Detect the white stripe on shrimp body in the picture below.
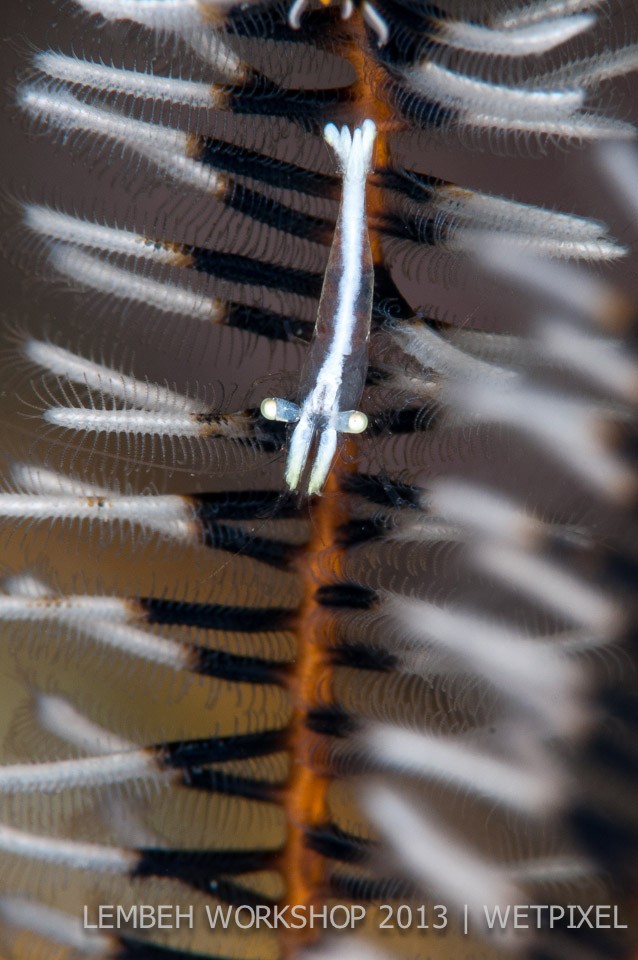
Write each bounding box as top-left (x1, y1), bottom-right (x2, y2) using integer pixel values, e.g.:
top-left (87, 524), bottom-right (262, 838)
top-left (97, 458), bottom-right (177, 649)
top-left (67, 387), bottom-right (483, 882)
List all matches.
top-left (261, 120), bottom-right (376, 496)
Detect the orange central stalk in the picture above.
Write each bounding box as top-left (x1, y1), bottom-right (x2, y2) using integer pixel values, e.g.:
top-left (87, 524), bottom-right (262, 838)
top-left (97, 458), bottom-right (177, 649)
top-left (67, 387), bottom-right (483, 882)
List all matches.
top-left (277, 18), bottom-right (393, 956)
top-left (279, 466), bottom-right (348, 958)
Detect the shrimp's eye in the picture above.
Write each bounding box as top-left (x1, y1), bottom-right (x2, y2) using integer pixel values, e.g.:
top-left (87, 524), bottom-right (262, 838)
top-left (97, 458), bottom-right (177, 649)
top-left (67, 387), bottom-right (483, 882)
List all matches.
top-left (338, 410), bottom-right (368, 434)
top-left (260, 398), bottom-right (301, 424)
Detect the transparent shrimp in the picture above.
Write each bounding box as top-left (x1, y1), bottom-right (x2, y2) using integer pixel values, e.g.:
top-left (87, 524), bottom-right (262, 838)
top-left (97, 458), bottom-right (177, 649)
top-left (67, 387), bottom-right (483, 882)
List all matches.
top-left (261, 120), bottom-right (376, 497)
